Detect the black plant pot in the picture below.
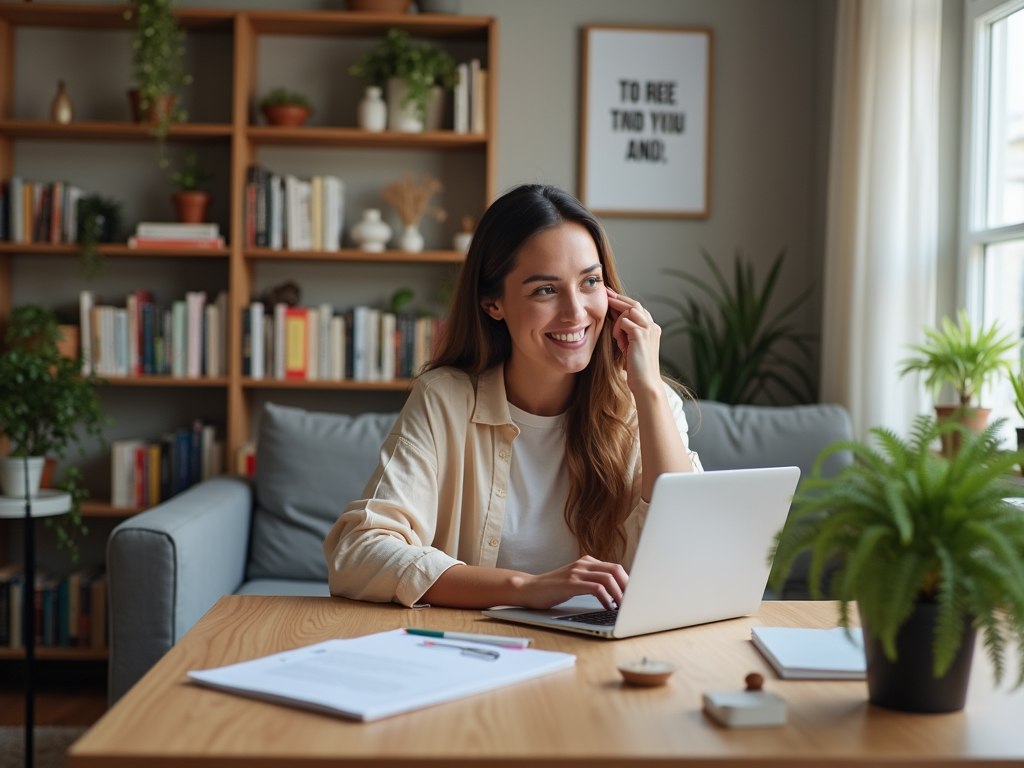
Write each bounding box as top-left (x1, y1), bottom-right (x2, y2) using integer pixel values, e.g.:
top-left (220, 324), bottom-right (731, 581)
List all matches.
top-left (1016, 427), bottom-right (1024, 453)
top-left (860, 602), bottom-right (976, 713)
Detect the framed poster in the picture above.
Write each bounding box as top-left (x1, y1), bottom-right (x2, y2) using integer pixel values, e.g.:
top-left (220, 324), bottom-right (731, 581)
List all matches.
top-left (580, 25), bottom-right (713, 218)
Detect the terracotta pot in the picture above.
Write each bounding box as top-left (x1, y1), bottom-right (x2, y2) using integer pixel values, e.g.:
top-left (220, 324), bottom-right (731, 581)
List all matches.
top-left (128, 89), bottom-right (176, 125)
top-left (934, 405), bottom-right (991, 457)
top-left (173, 191), bottom-right (211, 224)
top-left (346, 0), bottom-right (411, 12)
top-left (57, 325), bottom-right (79, 362)
top-left (40, 456), bottom-right (58, 489)
top-left (262, 105), bottom-right (311, 127)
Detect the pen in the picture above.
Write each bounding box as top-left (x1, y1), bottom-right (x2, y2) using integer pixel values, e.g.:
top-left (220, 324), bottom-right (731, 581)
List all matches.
top-left (405, 628), bottom-right (531, 648)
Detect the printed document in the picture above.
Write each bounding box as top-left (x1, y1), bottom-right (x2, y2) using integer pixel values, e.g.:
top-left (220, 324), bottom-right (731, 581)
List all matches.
top-left (188, 628), bottom-right (576, 721)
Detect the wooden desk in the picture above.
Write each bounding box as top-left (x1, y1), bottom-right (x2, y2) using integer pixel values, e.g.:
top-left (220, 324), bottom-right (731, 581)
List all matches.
top-left (69, 596), bottom-right (1024, 767)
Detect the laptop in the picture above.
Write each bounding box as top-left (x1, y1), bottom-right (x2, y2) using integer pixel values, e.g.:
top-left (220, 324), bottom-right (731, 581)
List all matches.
top-left (482, 466), bottom-right (801, 639)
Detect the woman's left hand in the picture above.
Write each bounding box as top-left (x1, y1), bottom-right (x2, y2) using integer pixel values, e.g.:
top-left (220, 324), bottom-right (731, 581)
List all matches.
top-left (606, 287), bottom-right (662, 395)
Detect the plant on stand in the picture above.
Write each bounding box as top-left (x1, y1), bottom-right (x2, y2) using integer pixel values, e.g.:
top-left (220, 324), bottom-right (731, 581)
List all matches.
top-left (126, 0), bottom-right (192, 166)
top-left (0, 306), bottom-right (108, 561)
top-left (770, 416), bottom-right (1024, 713)
top-left (898, 309), bottom-right (1016, 454)
top-left (382, 173), bottom-right (446, 253)
top-left (651, 249), bottom-right (816, 404)
top-left (169, 152), bottom-right (213, 223)
top-left (350, 28), bottom-right (455, 132)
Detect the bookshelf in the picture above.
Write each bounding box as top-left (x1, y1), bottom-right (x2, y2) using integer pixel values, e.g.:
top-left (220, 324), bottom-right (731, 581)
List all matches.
top-left (0, 3), bottom-right (495, 575)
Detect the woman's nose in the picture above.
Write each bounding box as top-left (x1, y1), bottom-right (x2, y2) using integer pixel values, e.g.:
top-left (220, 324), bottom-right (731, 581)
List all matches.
top-left (561, 291), bottom-right (588, 321)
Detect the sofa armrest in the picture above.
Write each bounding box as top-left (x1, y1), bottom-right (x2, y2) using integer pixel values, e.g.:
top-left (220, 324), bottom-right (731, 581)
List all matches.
top-left (107, 476), bottom-right (253, 704)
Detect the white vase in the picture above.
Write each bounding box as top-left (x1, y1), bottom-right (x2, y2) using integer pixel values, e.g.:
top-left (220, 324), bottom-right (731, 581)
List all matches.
top-left (352, 209), bottom-right (392, 252)
top-left (453, 231), bottom-right (472, 253)
top-left (399, 224), bottom-right (425, 253)
top-left (386, 77), bottom-right (423, 133)
top-left (357, 86), bottom-right (387, 132)
top-left (0, 455), bottom-right (45, 498)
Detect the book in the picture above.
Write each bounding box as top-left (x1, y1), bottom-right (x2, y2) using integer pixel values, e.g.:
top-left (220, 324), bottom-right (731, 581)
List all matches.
top-left (284, 307), bottom-right (308, 379)
top-left (185, 291), bottom-right (207, 378)
top-left (750, 626), bottom-right (866, 680)
top-left (137, 222), bottom-right (220, 239)
top-left (250, 302), bottom-right (265, 379)
top-left (454, 62), bottom-right (469, 134)
top-left (188, 628), bottom-right (575, 722)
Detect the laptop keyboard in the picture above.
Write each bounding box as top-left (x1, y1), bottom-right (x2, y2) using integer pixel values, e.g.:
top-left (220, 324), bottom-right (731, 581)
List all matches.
top-left (556, 609), bottom-right (619, 626)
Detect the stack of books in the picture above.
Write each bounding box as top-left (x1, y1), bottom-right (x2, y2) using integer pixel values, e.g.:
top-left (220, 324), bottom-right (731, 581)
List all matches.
top-left (244, 165), bottom-right (345, 251)
top-left (0, 564), bottom-right (108, 650)
top-left (242, 301), bottom-right (443, 382)
top-left (0, 178), bottom-right (85, 244)
top-left (128, 222), bottom-right (225, 249)
top-left (110, 419), bottom-right (223, 510)
top-left (79, 289), bottom-right (229, 379)
top-left (454, 58), bottom-right (488, 134)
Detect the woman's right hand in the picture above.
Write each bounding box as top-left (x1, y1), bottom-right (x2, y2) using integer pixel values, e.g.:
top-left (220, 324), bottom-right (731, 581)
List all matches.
top-left (513, 556), bottom-right (628, 610)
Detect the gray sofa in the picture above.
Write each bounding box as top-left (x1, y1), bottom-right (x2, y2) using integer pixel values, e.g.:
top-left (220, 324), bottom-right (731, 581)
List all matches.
top-left (106, 399), bottom-right (852, 703)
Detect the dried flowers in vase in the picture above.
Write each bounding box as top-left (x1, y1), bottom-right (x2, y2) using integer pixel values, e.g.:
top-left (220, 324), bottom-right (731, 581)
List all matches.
top-left (382, 173), bottom-right (447, 253)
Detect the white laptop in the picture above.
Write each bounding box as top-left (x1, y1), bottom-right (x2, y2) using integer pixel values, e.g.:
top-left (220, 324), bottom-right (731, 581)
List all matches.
top-left (482, 466), bottom-right (801, 639)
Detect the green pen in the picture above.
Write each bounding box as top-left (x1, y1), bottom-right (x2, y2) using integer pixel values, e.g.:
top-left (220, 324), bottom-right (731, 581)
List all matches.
top-left (405, 628), bottom-right (531, 648)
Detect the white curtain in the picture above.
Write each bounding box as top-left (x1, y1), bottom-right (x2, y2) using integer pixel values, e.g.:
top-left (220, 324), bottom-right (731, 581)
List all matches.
top-left (820, 0), bottom-right (942, 440)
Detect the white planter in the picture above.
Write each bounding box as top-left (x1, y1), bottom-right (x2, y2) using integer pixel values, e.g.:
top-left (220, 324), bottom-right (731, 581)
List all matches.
top-left (0, 455), bottom-right (45, 498)
top-left (399, 224), bottom-right (425, 253)
top-left (357, 86), bottom-right (387, 132)
top-left (386, 77), bottom-right (423, 133)
top-left (453, 231), bottom-right (473, 253)
top-left (352, 209), bottom-right (392, 252)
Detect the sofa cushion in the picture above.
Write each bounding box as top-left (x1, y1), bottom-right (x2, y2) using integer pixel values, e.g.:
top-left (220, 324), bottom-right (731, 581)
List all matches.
top-left (247, 403), bottom-right (398, 581)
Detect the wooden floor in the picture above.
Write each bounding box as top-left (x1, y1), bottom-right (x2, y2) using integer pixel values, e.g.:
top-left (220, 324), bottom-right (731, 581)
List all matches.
top-left (0, 661), bottom-right (107, 727)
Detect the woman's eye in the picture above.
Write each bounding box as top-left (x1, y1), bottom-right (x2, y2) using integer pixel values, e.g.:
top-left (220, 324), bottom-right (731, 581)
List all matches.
top-left (533, 285), bottom-right (555, 296)
top-left (583, 276), bottom-right (603, 288)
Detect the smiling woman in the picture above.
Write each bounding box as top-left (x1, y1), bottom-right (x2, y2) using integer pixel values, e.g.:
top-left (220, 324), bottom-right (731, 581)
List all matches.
top-left (323, 185), bottom-right (702, 611)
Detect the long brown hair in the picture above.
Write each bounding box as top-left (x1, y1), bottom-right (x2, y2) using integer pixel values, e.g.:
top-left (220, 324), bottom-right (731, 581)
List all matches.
top-left (428, 185), bottom-right (636, 561)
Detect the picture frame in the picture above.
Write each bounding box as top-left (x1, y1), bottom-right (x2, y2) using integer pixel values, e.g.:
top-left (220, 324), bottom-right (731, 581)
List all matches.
top-left (579, 25), bottom-right (713, 218)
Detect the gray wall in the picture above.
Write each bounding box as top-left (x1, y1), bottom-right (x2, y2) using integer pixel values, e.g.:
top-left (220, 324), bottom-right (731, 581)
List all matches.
top-left (7, 0), bottom-right (835, 571)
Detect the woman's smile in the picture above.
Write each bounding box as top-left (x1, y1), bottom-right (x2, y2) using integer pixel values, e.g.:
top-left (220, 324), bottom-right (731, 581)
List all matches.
top-left (546, 326), bottom-right (590, 347)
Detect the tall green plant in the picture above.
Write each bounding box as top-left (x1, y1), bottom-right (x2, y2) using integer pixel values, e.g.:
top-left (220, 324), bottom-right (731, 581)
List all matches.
top-left (898, 309), bottom-right (1017, 407)
top-left (770, 417), bottom-right (1024, 684)
top-left (652, 249), bottom-right (815, 404)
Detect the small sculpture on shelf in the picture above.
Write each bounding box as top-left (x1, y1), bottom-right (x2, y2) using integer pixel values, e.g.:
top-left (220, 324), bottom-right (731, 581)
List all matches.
top-left (453, 214), bottom-right (474, 253)
top-left (357, 86), bottom-right (387, 133)
top-left (351, 209), bottom-right (393, 253)
top-left (50, 80), bottom-right (73, 124)
top-left (260, 88), bottom-right (313, 127)
top-left (169, 152), bottom-right (213, 224)
top-left (382, 173), bottom-right (446, 253)
top-left (259, 281), bottom-right (302, 309)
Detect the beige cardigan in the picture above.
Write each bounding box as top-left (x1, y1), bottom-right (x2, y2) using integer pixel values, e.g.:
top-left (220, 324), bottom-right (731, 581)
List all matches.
top-left (323, 364), bottom-right (702, 606)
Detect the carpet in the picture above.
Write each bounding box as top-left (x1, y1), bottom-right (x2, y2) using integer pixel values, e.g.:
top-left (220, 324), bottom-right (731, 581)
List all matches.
top-left (0, 726), bottom-right (87, 768)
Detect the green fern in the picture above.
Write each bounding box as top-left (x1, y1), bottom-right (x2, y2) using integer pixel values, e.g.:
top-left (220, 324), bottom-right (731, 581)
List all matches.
top-left (770, 416), bottom-right (1024, 683)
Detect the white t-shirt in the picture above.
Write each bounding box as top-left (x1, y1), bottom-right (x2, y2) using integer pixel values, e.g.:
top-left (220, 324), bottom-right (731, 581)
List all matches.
top-left (494, 402), bottom-right (579, 575)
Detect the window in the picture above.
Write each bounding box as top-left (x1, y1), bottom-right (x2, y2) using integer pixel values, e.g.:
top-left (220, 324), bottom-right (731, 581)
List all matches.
top-left (963, 0), bottom-right (1024, 444)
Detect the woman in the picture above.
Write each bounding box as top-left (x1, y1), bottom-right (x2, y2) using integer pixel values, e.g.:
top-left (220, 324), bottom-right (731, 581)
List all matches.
top-left (324, 184), bottom-right (701, 610)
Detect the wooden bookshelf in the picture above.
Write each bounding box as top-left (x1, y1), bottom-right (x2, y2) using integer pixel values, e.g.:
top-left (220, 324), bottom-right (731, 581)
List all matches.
top-left (242, 378), bottom-right (414, 391)
top-left (0, 3), bottom-right (234, 32)
top-left (80, 499), bottom-right (143, 518)
top-left (97, 376), bottom-right (230, 388)
top-left (0, 646), bottom-right (108, 660)
top-left (246, 126), bottom-right (486, 150)
top-left (0, 243), bottom-right (230, 258)
top-left (0, 120), bottom-right (233, 143)
top-left (243, 248), bottom-right (465, 263)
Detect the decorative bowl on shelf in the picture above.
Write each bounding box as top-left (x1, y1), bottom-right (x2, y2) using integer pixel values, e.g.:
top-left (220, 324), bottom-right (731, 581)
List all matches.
top-left (262, 105), bottom-right (311, 127)
top-left (346, 0), bottom-right (411, 12)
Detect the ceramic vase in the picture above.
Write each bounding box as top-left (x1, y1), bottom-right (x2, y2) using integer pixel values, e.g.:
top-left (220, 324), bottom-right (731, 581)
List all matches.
top-left (50, 80), bottom-right (73, 124)
top-left (358, 86), bottom-right (387, 132)
top-left (0, 456), bottom-right (45, 498)
top-left (399, 224), bottom-right (425, 253)
top-left (453, 231), bottom-right (472, 253)
top-left (352, 209), bottom-right (392, 252)
top-left (386, 77), bottom-right (423, 133)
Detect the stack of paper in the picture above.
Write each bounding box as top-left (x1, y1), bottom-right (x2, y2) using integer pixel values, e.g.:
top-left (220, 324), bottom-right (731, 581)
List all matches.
top-left (751, 626), bottom-right (866, 680)
top-left (188, 628), bottom-right (575, 721)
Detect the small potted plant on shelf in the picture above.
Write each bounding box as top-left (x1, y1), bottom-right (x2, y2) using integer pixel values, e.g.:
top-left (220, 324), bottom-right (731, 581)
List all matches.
top-left (260, 88), bottom-right (313, 127)
top-left (169, 152), bottom-right (213, 223)
top-left (770, 416), bottom-right (1024, 713)
top-left (898, 309), bottom-right (1017, 453)
top-left (0, 306), bottom-right (108, 560)
top-left (126, 0), bottom-right (192, 164)
top-left (350, 28), bottom-right (455, 132)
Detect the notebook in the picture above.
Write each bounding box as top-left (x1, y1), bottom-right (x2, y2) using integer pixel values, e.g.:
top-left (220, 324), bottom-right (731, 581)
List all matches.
top-left (751, 626), bottom-right (866, 679)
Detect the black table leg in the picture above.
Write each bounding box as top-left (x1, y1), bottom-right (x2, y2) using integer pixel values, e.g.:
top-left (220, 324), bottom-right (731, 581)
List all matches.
top-left (22, 462), bottom-right (34, 768)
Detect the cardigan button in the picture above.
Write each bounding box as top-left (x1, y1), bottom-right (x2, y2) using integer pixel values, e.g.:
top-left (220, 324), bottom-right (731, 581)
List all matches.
top-left (496, 488), bottom-right (506, 497)
top-left (499, 450), bottom-right (510, 459)
top-left (489, 538), bottom-right (499, 547)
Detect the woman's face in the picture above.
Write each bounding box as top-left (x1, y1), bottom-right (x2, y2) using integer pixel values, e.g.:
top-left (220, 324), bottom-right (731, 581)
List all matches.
top-left (483, 222), bottom-right (608, 378)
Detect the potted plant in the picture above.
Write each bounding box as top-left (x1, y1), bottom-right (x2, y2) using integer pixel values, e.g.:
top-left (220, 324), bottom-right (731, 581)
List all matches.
top-left (260, 88), bottom-right (313, 127)
top-left (1010, 370), bottom-right (1024, 455)
top-left (350, 28), bottom-right (455, 132)
top-left (651, 249), bottom-right (816, 404)
top-left (898, 309), bottom-right (1016, 452)
top-left (770, 416), bottom-right (1024, 712)
top-left (77, 194), bottom-right (124, 278)
top-left (127, 0), bottom-right (192, 165)
top-left (0, 306), bottom-right (108, 560)
top-left (170, 152), bottom-right (213, 223)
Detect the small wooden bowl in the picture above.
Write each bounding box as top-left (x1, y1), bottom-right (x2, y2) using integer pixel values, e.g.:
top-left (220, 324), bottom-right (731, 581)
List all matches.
top-left (618, 659), bottom-right (676, 687)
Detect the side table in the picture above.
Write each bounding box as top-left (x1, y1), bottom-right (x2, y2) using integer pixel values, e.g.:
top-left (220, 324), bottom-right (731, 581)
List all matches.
top-left (0, 489), bottom-right (72, 768)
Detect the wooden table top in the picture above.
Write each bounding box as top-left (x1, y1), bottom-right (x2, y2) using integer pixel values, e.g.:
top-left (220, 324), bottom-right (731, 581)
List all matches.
top-left (69, 596), bottom-right (1024, 767)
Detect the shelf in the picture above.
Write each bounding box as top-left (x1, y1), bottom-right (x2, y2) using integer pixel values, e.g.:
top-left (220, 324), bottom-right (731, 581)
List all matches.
top-left (247, 11), bottom-right (491, 39)
top-left (244, 247), bottom-right (465, 263)
top-left (243, 378), bottom-right (414, 391)
top-left (0, 2), bottom-right (234, 32)
top-left (0, 120), bottom-right (233, 143)
top-left (96, 376), bottom-right (230, 388)
top-left (246, 126), bottom-right (487, 150)
top-left (79, 500), bottom-right (144, 518)
top-left (0, 646), bottom-right (108, 660)
top-left (0, 243), bottom-right (230, 258)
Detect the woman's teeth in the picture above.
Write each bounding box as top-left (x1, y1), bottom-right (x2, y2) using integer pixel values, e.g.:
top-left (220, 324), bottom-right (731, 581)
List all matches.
top-left (549, 329), bottom-right (586, 342)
